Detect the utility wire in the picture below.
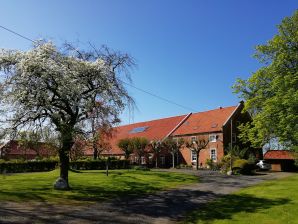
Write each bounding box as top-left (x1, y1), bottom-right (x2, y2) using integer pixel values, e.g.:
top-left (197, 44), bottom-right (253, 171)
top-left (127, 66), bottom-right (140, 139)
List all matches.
top-left (0, 24), bottom-right (197, 112)
top-left (120, 80), bottom-right (197, 112)
top-left (0, 25), bottom-right (35, 43)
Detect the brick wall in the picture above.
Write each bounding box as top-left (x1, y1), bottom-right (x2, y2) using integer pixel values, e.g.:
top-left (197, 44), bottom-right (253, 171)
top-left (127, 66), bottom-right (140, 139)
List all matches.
top-left (178, 133), bottom-right (224, 167)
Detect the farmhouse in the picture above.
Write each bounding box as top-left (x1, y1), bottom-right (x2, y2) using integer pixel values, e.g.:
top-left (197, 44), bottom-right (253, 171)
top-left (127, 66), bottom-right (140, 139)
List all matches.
top-left (100, 101), bottom-right (261, 167)
top-left (0, 140), bottom-right (57, 160)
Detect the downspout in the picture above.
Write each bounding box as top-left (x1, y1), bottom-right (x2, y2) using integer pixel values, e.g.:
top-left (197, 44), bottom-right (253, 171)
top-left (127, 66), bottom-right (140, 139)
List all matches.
top-left (223, 101), bottom-right (244, 150)
top-left (231, 119), bottom-right (233, 150)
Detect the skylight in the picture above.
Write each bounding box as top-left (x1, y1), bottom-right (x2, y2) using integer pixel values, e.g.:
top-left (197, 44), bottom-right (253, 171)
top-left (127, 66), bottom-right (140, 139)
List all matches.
top-left (211, 123), bottom-right (218, 128)
top-left (129, 126), bottom-right (149, 134)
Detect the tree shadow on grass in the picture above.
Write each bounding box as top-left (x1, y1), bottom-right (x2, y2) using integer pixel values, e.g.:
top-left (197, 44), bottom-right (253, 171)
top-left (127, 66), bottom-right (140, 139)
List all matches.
top-left (0, 179), bottom-right (169, 203)
top-left (0, 189), bottom-right (291, 224)
top-left (107, 190), bottom-right (290, 221)
top-left (0, 170), bottom-right (196, 204)
top-left (184, 194), bottom-right (290, 223)
top-left (67, 180), bottom-right (163, 202)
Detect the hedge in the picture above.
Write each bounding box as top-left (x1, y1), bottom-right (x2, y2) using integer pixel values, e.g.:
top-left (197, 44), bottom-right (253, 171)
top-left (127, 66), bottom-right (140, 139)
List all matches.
top-left (69, 159), bottom-right (130, 170)
top-left (0, 159), bottom-right (130, 173)
top-left (0, 160), bottom-right (58, 173)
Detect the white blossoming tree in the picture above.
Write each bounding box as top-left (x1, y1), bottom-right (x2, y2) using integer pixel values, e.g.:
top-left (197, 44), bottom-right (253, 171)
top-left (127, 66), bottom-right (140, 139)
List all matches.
top-left (0, 41), bottom-right (134, 189)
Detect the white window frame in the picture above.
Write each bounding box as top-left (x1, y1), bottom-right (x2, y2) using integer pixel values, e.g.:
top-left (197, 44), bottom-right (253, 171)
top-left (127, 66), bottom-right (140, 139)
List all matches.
top-left (191, 150), bottom-right (197, 162)
top-left (141, 156), bottom-right (146, 164)
top-left (209, 134), bottom-right (217, 143)
top-left (190, 136), bottom-right (197, 143)
top-left (210, 148), bottom-right (217, 162)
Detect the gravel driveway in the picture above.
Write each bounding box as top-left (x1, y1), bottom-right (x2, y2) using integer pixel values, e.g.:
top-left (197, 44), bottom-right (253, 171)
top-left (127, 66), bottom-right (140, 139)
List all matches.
top-left (0, 171), bottom-right (292, 224)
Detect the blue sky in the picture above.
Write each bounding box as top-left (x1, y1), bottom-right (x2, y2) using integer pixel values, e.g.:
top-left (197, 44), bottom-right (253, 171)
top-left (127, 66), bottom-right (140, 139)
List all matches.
top-left (1, 1), bottom-right (297, 124)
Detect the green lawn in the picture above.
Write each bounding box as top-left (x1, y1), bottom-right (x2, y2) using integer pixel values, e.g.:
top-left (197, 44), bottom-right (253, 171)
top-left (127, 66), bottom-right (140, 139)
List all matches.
top-left (0, 169), bottom-right (197, 204)
top-left (184, 173), bottom-right (298, 224)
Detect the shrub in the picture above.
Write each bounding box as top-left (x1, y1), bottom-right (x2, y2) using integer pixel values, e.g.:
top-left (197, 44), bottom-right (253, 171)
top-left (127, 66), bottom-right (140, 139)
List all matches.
top-left (133, 165), bottom-right (150, 171)
top-left (233, 159), bottom-right (247, 168)
top-left (206, 159), bottom-right (213, 168)
top-left (176, 164), bottom-right (193, 169)
top-left (247, 153), bottom-right (257, 164)
top-left (219, 155), bottom-right (231, 173)
top-left (0, 160), bottom-right (58, 173)
top-left (69, 159), bottom-right (130, 170)
top-left (232, 159), bottom-right (255, 175)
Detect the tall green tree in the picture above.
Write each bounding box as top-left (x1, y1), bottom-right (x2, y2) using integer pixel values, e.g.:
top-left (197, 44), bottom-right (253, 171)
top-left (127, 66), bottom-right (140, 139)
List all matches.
top-left (0, 41), bottom-right (134, 189)
top-left (233, 10), bottom-right (298, 149)
top-left (225, 144), bottom-right (248, 172)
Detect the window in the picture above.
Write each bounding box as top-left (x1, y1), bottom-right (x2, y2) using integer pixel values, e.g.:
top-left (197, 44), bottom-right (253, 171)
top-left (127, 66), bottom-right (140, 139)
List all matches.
top-left (191, 150), bottom-right (197, 162)
top-left (160, 156), bottom-right (165, 165)
top-left (209, 134), bottom-right (217, 142)
top-left (210, 149), bottom-right (217, 161)
top-left (141, 156), bottom-right (146, 164)
top-left (190, 136), bottom-right (197, 143)
top-left (129, 126), bottom-right (149, 134)
top-left (232, 133), bottom-right (237, 143)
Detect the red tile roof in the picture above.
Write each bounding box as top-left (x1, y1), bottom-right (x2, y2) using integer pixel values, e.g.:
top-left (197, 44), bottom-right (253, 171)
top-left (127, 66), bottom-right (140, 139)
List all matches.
top-left (102, 104), bottom-right (240, 156)
top-left (264, 150), bottom-right (295, 160)
top-left (172, 106), bottom-right (237, 136)
top-left (104, 114), bottom-right (189, 155)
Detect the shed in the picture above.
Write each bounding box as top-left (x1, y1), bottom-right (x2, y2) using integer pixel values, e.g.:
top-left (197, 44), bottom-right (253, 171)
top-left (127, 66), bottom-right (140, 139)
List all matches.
top-left (264, 150), bottom-right (296, 171)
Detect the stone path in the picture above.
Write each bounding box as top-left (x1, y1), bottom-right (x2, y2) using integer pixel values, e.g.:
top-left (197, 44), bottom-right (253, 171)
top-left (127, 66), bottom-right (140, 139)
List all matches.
top-left (0, 171), bottom-right (293, 224)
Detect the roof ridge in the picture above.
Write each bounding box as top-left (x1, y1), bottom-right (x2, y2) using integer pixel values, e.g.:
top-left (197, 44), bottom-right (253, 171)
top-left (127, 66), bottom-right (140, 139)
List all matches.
top-left (117, 113), bottom-right (188, 128)
top-left (118, 105), bottom-right (238, 128)
top-left (191, 105), bottom-right (237, 115)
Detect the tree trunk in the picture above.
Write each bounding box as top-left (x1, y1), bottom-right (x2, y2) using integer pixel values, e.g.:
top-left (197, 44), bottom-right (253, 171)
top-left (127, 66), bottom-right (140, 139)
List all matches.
top-left (172, 152), bottom-right (175, 168)
top-left (196, 152), bottom-right (199, 170)
top-left (155, 153), bottom-right (158, 168)
top-left (54, 133), bottom-right (73, 190)
top-left (93, 143), bottom-right (98, 160)
top-left (59, 149), bottom-right (69, 186)
top-left (106, 158), bottom-right (109, 176)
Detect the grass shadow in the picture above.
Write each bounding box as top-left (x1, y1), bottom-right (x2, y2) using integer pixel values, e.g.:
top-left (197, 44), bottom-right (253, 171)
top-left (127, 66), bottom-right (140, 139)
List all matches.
top-left (184, 194), bottom-right (290, 223)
